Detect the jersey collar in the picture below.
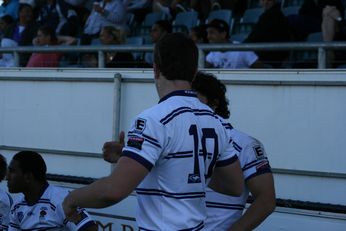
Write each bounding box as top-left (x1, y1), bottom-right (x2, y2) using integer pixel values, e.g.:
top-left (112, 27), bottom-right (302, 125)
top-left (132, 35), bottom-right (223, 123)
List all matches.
top-left (159, 90), bottom-right (197, 103)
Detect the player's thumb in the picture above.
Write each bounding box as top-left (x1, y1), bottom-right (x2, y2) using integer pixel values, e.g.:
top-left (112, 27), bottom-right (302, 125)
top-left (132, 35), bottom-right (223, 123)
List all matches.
top-left (119, 131), bottom-right (125, 145)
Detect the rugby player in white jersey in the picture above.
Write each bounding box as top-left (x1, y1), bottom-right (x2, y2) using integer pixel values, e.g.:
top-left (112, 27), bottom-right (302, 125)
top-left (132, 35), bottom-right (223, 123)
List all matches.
top-left (192, 72), bottom-right (276, 231)
top-left (0, 154), bottom-right (12, 231)
top-left (6, 151), bottom-right (97, 231)
top-left (63, 33), bottom-right (244, 230)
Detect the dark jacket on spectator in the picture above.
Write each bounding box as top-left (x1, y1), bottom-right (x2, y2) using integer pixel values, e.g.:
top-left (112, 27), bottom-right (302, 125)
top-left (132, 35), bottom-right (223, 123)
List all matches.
top-left (245, 3), bottom-right (291, 67)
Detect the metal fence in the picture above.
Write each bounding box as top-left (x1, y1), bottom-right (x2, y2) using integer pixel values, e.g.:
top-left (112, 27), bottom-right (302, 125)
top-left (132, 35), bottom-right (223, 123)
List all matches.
top-left (1, 42), bottom-right (346, 68)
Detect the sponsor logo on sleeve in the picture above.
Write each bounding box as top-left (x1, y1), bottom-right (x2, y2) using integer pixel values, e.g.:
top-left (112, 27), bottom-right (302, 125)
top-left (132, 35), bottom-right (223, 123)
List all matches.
top-left (127, 137), bottom-right (145, 150)
top-left (254, 146), bottom-right (264, 159)
top-left (134, 118), bottom-right (146, 133)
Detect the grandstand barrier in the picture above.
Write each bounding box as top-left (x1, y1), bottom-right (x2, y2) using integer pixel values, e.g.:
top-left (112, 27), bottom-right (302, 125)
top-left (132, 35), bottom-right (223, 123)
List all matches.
top-left (2, 42), bottom-right (346, 68)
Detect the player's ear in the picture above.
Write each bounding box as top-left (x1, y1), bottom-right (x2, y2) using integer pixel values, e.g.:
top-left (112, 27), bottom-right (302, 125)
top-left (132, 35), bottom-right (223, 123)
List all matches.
top-left (153, 63), bottom-right (160, 80)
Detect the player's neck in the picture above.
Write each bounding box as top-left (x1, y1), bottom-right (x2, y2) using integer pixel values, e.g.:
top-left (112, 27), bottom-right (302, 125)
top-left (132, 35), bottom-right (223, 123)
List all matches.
top-left (157, 78), bottom-right (191, 99)
top-left (24, 181), bottom-right (48, 205)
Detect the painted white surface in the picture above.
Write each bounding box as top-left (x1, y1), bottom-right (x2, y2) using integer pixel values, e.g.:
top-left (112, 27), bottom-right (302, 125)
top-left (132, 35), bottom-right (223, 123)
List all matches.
top-left (0, 69), bottom-right (345, 206)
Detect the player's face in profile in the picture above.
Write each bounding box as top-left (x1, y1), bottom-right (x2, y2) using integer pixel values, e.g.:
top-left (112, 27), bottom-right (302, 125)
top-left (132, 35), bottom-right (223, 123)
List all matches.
top-left (6, 160), bottom-right (26, 193)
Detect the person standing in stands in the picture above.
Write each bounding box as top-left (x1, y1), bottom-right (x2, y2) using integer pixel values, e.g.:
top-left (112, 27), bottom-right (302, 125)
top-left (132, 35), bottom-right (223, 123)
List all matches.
top-left (0, 154), bottom-right (12, 231)
top-left (244, 0), bottom-right (291, 68)
top-left (6, 151), bottom-right (97, 231)
top-left (144, 19), bottom-right (172, 66)
top-left (63, 33), bottom-right (243, 230)
top-left (192, 72), bottom-right (276, 231)
top-left (206, 19), bottom-right (263, 69)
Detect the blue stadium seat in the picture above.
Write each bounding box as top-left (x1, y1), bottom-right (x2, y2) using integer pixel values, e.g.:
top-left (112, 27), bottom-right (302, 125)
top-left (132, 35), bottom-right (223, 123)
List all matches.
top-left (241, 8), bottom-right (263, 24)
top-left (142, 12), bottom-right (165, 27)
top-left (126, 36), bottom-right (145, 60)
top-left (282, 6), bottom-right (300, 16)
top-left (173, 11), bottom-right (199, 31)
top-left (206, 9), bottom-right (233, 28)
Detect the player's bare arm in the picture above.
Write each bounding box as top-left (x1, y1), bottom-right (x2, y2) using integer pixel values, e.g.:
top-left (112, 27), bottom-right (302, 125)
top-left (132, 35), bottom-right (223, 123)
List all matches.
top-left (63, 156), bottom-right (149, 220)
top-left (102, 131), bottom-right (125, 163)
top-left (208, 159), bottom-right (243, 197)
top-left (228, 173), bottom-right (276, 231)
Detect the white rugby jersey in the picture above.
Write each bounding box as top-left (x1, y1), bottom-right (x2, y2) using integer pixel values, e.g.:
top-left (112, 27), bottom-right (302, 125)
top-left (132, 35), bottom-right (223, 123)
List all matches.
top-left (0, 188), bottom-right (12, 231)
top-left (9, 184), bottom-right (95, 231)
top-left (204, 125), bottom-right (272, 231)
top-left (122, 90), bottom-right (238, 231)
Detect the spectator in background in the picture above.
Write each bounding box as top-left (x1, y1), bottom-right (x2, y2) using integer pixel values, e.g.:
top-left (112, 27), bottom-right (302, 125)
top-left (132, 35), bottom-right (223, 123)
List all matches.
top-left (81, 26), bottom-right (135, 68)
top-left (244, 0), bottom-right (291, 68)
top-left (206, 19), bottom-right (263, 69)
top-left (0, 0), bottom-right (19, 20)
top-left (0, 14), bottom-right (14, 39)
top-left (0, 153), bottom-right (12, 231)
top-left (321, 5), bottom-right (346, 67)
top-left (192, 72), bottom-right (276, 231)
top-left (0, 38), bottom-right (17, 67)
top-left (288, 0), bottom-right (344, 40)
top-left (144, 19), bottom-right (172, 65)
top-left (7, 151), bottom-right (98, 230)
top-left (10, 3), bottom-right (38, 45)
top-left (81, 0), bottom-right (127, 45)
top-left (124, 0), bottom-right (152, 25)
top-left (37, 0), bottom-right (79, 36)
top-left (190, 24), bottom-right (208, 43)
top-left (26, 25), bottom-right (77, 67)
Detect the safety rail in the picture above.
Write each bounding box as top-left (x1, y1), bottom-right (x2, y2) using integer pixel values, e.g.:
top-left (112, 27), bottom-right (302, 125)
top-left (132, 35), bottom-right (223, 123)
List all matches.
top-left (45, 172), bottom-right (346, 214)
top-left (1, 42), bottom-right (346, 68)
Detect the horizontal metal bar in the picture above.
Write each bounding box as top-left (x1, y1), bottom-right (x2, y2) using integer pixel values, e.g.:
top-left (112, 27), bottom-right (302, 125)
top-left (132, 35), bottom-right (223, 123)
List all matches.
top-left (0, 145), bottom-right (101, 158)
top-left (0, 76), bottom-right (114, 82)
top-left (2, 145), bottom-right (345, 179)
top-left (1, 42), bottom-right (346, 53)
top-left (272, 168), bottom-right (346, 179)
top-left (46, 173), bottom-right (346, 214)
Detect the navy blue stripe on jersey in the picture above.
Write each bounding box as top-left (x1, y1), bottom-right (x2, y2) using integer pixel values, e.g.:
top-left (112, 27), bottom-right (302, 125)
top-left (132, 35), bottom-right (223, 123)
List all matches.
top-left (122, 151), bottom-right (154, 171)
top-left (158, 90), bottom-right (198, 103)
top-left (215, 155), bottom-right (238, 167)
top-left (128, 133), bottom-right (161, 149)
top-left (232, 141), bottom-right (242, 152)
top-left (138, 221), bottom-right (204, 231)
top-left (245, 166), bottom-right (272, 181)
top-left (178, 221), bottom-right (204, 231)
top-left (20, 225), bottom-right (64, 230)
top-left (206, 201), bottom-right (245, 210)
top-left (138, 227), bottom-right (155, 231)
top-left (160, 107), bottom-right (216, 125)
top-left (7, 192), bottom-right (13, 207)
top-left (1, 224), bottom-right (8, 230)
top-left (9, 223), bottom-right (20, 229)
top-left (165, 151), bottom-right (193, 159)
top-left (243, 157), bottom-right (269, 171)
top-left (136, 188), bottom-right (205, 199)
top-left (12, 199), bottom-right (57, 212)
top-left (222, 122), bottom-right (233, 130)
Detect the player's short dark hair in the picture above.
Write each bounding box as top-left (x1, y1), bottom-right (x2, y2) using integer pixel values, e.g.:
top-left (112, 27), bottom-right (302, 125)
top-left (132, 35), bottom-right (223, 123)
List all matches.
top-left (13, 151), bottom-right (47, 182)
top-left (154, 20), bottom-right (172, 33)
top-left (192, 71), bottom-right (230, 119)
top-left (0, 154), bottom-right (7, 182)
top-left (154, 32), bottom-right (198, 82)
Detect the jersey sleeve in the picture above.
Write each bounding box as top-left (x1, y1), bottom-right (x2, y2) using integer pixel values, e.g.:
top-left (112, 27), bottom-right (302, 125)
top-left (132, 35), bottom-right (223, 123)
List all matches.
top-left (240, 140), bottom-right (272, 181)
top-left (64, 208), bottom-right (96, 231)
top-left (122, 115), bottom-right (165, 171)
top-left (8, 202), bottom-right (20, 231)
top-left (215, 122), bottom-right (239, 167)
top-left (56, 189), bottom-right (96, 231)
top-left (0, 194), bottom-right (11, 231)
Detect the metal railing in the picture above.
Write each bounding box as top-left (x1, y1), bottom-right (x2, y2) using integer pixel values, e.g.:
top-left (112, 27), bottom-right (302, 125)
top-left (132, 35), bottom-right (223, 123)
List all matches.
top-left (1, 42), bottom-right (346, 68)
